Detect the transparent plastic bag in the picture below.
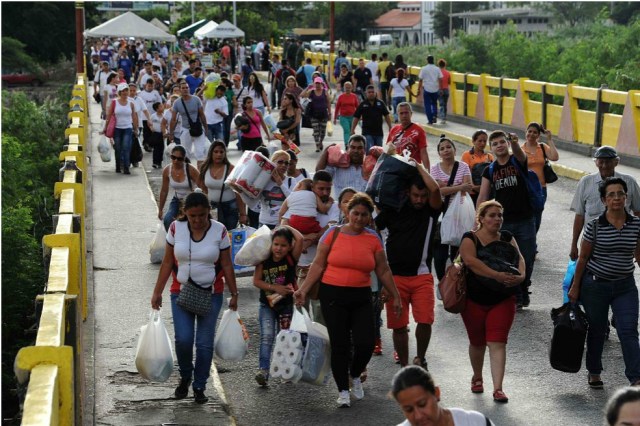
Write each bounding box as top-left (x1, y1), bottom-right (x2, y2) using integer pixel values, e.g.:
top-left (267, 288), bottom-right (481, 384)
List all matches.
top-left (290, 306), bottom-right (310, 334)
top-left (98, 136), bottom-right (111, 162)
top-left (234, 225), bottom-right (272, 266)
top-left (135, 310), bottom-right (174, 382)
top-left (300, 311), bottom-right (332, 385)
top-left (214, 309), bottom-right (249, 361)
top-left (149, 223), bottom-right (166, 264)
top-left (440, 192), bottom-right (475, 246)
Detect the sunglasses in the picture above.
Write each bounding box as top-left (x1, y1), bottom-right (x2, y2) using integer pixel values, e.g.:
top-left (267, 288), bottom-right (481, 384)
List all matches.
top-left (276, 160), bottom-right (290, 166)
top-left (170, 155), bottom-right (185, 161)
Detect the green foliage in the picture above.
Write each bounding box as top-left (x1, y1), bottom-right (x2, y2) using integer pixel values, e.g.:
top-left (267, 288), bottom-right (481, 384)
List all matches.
top-left (1, 37), bottom-right (38, 72)
top-left (334, 2), bottom-right (395, 44)
top-left (1, 90), bottom-right (68, 420)
top-left (136, 7), bottom-right (170, 22)
top-left (536, 2), bottom-right (609, 26)
top-left (354, 17), bottom-right (640, 92)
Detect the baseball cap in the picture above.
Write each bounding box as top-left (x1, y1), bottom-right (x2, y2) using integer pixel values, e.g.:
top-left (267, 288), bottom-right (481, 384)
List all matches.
top-left (117, 83), bottom-right (129, 93)
top-left (313, 77), bottom-right (323, 84)
top-left (594, 146), bottom-right (618, 159)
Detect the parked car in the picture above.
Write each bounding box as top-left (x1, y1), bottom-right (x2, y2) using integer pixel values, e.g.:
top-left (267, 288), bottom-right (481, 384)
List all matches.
top-left (320, 40), bottom-right (339, 53)
top-left (366, 34), bottom-right (394, 50)
top-left (310, 40), bottom-right (324, 52)
top-left (2, 69), bottom-right (48, 87)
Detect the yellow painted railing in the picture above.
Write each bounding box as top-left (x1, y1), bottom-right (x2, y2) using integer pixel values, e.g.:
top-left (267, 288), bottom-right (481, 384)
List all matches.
top-left (15, 73), bottom-right (88, 425)
top-left (305, 51), bottom-right (640, 157)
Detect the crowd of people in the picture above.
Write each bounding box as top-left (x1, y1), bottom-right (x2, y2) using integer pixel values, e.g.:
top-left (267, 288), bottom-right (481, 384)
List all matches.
top-left (93, 36), bottom-right (640, 423)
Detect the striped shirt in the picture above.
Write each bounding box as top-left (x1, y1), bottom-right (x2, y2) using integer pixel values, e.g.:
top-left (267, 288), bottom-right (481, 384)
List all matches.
top-left (584, 213), bottom-right (640, 280)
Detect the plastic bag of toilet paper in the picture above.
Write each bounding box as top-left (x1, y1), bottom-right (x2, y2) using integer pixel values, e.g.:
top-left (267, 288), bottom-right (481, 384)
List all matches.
top-left (214, 309), bottom-right (249, 361)
top-left (135, 310), bottom-right (174, 382)
top-left (289, 305), bottom-right (309, 334)
top-left (270, 329), bottom-right (306, 383)
top-left (225, 151), bottom-right (276, 198)
top-left (149, 223), bottom-right (166, 264)
top-left (98, 136), bottom-right (112, 162)
top-left (234, 225), bottom-right (272, 266)
top-left (300, 310), bottom-right (332, 386)
top-left (230, 226), bottom-right (257, 273)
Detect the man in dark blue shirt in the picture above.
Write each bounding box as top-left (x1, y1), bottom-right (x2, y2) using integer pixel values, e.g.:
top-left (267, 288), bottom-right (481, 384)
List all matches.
top-left (185, 67), bottom-right (204, 95)
top-left (117, 51), bottom-right (134, 82)
top-left (351, 85), bottom-right (392, 151)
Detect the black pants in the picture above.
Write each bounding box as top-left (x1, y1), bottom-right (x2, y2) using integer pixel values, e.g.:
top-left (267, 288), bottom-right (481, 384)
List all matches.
top-left (320, 283), bottom-right (374, 392)
top-left (248, 209), bottom-right (260, 229)
top-left (142, 121), bottom-right (153, 151)
top-left (150, 131), bottom-right (164, 166)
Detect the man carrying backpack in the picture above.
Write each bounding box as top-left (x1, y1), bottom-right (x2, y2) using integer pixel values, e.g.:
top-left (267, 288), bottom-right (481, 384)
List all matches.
top-left (477, 130), bottom-right (537, 309)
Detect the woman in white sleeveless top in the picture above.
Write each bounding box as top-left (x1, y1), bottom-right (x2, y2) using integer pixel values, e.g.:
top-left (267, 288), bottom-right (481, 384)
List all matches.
top-left (197, 141), bottom-right (247, 231)
top-left (103, 83), bottom-right (137, 174)
top-left (158, 145), bottom-right (201, 231)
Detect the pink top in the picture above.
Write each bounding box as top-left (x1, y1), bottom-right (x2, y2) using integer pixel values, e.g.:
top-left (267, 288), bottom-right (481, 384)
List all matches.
top-left (243, 111), bottom-right (263, 138)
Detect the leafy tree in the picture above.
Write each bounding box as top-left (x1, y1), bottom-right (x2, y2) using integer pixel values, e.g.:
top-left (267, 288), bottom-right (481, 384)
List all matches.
top-left (610, 1), bottom-right (640, 24)
top-left (334, 2), bottom-right (395, 44)
top-left (136, 7), bottom-right (171, 23)
top-left (536, 2), bottom-right (608, 26)
top-left (1, 37), bottom-right (38, 72)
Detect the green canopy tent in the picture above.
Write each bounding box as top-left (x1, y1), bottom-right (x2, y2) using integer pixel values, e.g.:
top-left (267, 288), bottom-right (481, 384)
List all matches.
top-left (177, 19), bottom-right (208, 39)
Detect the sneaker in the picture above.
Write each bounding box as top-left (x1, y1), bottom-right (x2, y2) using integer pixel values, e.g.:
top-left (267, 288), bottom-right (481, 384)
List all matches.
top-left (337, 390), bottom-right (350, 408)
top-left (175, 377), bottom-right (191, 399)
top-left (373, 338), bottom-right (383, 356)
top-left (522, 289), bottom-right (531, 307)
top-left (123, 168), bottom-right (131, 175)
top-left (255, 370), bottom-right (268, 387)
top-left (351, 377), bottom-right (364, 400)
top-left (413, 356), bottom-right (428, 370)
top-left (193, 388), bottom-right (208, 404)
top-left (152, 164), bottom-right (158, 169)
top-left (393, 351), bottom-right (400, 364)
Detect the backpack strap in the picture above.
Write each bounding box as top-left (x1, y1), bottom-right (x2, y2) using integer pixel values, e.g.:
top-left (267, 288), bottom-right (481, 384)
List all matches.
top-left (301, 168), bottom-right (308, 178)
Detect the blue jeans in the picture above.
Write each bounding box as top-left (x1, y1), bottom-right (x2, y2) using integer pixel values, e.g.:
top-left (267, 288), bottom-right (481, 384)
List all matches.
top-left (534, 187), bottom-right (548, 237)
top-left (338, 115), bottom-right (353, 146)
top-left (438, 88), bottom-right (449, 120)
top-left (501, 217), bottom-right (537, 291)
top-left (392, 96), bottom-right (406, 122)
top-left (580, 275), bottom-right (640, 383)
top-left (423, 90), bottom-right (439, 124)
top-left (364, 134), bottom-right (384, 152)
top-left (258, 303), bottom-right (279, 371)
top-left (170, 292), bottom-right (223, 390)
top-left (163, 196), bottom-right (182, 231)
top-left (113, 127), bottom-right (133, 169)
top-left (210, 199), bottom-right (239, 231)
top-left (207, 122), bottom-right (224, 142)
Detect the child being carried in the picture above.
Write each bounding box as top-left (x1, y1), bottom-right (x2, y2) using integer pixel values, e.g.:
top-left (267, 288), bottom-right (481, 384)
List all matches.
top-left (279, 178), bottom-right (333, 233)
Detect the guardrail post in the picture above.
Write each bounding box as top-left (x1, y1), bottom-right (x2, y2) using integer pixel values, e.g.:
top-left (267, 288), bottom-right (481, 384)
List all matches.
top-left (498, 77), bottom-right (504, 124)
top-left (463, 73), bottom-right (469, 117)
top-left (541, 84), bottom-right (549, 129)
top-left (594, 84), bottom-right (609, 148)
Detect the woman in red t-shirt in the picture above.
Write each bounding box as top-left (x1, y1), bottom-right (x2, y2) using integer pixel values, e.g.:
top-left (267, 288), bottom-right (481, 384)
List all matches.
top-left (294, 193), bottom-right (402, 408)
top-left (333, 82), bottom-right (360, 147)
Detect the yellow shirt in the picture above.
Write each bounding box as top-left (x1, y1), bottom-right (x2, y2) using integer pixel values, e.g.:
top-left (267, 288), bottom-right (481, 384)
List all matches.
top-left (378, 61), bottom-right (391, 83)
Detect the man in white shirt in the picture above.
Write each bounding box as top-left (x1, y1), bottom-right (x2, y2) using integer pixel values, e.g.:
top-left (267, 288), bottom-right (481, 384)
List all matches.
top-left (137, 61), bottom-right (154, 89)
top-left (93, 61), bottom-right (111, 116)
top-left (281, 170), bottom-right (339, 324)
top-left (366, 53), bottom-right (379, 94)
top-left (204, 86), bottom-right (228, 141)
top-left (417, 55), bottom-right (443, 125)
top-left (137, 80), bottom-right (163, 151)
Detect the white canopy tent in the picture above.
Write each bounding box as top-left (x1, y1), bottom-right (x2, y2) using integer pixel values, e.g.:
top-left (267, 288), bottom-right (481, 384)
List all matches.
top-left (197, 20), bottom-right (245, 39)
top-left (177, 19), bottom-right (207, 38)
top-left (84, 11), bottom-right (176, 42)
top-left (194, 21), bottom-right (219, 40)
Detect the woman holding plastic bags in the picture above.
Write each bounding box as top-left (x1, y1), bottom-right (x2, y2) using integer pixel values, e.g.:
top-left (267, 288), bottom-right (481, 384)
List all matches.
top-left (293, 193), bottom-right (402, 408)
top-left (198, 141), bottom-right (247, 231)
top-left (151, 190), bottom-right (239, 404)
top-left (568, 177), bottom-right (640, 389)
top-left (430, 135), bottom-right (474, 281)
top-left (458, 200), bottom-right (525, 403)
top-left (247, 72), bottom-right (271, 115)
top-left (252, 225), bottom-right (304, 387)
top-left (102, 82), bottom-right (138, 174)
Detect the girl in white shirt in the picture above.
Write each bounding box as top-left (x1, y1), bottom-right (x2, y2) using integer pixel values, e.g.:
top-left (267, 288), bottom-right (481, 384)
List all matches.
top-left (150, 102), bottom-right (166, 168)
top-left (278, 179), bottom-right (333, 234)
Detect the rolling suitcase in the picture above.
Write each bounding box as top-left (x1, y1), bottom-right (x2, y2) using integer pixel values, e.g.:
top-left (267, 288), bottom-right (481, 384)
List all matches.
top-left (549, 302), bottom-right (588, 373)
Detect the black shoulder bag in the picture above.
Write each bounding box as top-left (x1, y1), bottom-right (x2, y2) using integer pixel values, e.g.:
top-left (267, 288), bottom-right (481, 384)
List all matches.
top-left (181, 97), bottom-right (203, 138)
top-left (434, 161), bottom-right (459, 244)
top-left (541, 143), bottom-right (558, 183)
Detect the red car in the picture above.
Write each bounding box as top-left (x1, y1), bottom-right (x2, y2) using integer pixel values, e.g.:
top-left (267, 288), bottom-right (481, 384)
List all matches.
top-left (2, 70), bottom-right (47, 87)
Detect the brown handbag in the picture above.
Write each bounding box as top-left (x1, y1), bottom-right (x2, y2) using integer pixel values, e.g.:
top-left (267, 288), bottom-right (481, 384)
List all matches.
top-left (307, 225), bottom-right (343, 300)
top-left (437, 233), bottom-right (477, 314)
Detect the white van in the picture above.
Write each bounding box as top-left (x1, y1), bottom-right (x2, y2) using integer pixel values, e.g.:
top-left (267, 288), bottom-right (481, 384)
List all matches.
top-left (367, 34), bottom-right (393, 50)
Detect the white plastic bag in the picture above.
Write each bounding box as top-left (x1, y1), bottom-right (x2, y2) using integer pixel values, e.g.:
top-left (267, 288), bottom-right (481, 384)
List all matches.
top-left (214, 309), bottom-right (249, 361)
top-left (301, 311), bottom-right (332, 385)
top-left (98, 136), bottom-right (111, 162)
top-left (135, 310), bottom-right (174, 382)
top-left (290, 306), bottom-right (310, 334)
top-left (149, 223), bottom-right (166, 264)
top-left (270, 330), bottom-right (304, 382)
top-left (234, 225), bottom-right (272, 266)
top-left (263, 114), bottom-right (278, 134)
top-left (440, 192), bottom-right (476, 246)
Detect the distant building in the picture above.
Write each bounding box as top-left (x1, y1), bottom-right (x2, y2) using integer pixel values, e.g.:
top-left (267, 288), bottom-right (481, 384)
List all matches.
top-left (97, 2), bottom-right (174, 12)
top-left (451, 6), bottom-right (553, 37)
top-left (369, 1), bottom-right (437, 46)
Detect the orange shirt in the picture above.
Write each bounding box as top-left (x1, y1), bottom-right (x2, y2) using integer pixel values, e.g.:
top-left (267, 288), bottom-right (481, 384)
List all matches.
top-left (320, 227), bottom-right (384, 288)
top-left (461, 149), bottom-right (494, 170)
top-left (521, 143), bottom-right (547, 186)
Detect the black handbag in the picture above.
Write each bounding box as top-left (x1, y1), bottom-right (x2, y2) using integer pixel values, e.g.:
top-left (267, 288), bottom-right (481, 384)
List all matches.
top-left (181, 98), bottom-right (204, 138)
top-left (130, 133), bottom-right (143, 163)
top-left (177, 279), bottom-right (212, 316)
top-left (541, 144), bottom-right (558, 183)
top-left (277, 116), bottom-right (295, 130)
top-left (549, 302), bottom-right (588, 373)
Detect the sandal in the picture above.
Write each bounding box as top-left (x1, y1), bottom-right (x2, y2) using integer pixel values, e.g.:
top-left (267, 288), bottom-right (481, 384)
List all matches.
top-left (493, 389), bottom-right (509, 403)
top-left (471, 377), bottom-right (484, 393)
top-left (588, 374), bottom-right (604, 389)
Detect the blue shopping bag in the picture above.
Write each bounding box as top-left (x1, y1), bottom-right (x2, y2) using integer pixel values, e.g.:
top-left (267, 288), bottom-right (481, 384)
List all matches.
top-left (562, 259), bottom-right (577, 303)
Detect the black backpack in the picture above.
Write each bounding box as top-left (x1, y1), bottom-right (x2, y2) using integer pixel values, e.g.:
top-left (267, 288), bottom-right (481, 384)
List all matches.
top-left (385, 63), bottom-right (396, 82)
top-left (279, 68), bottom-right (291, 88)
top-left (296, 69), bottom-right (307, 88)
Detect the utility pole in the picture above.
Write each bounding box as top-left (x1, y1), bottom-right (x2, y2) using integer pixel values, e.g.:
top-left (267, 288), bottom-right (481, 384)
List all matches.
top-left (449, 2), bottom-right (453, 41)
top-left (75, 0), bottom-right (85, 73)
top-left (329, 2), bottom-right (335, 84)
top-left (191, 2), bottom-right (195, 24)
top-left (233, 1), bottom-right (237, 27)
